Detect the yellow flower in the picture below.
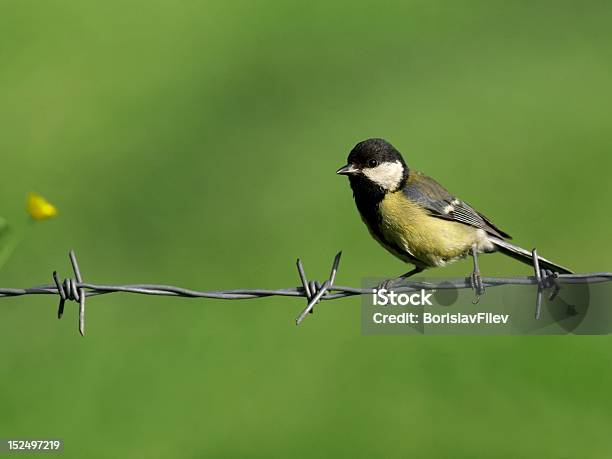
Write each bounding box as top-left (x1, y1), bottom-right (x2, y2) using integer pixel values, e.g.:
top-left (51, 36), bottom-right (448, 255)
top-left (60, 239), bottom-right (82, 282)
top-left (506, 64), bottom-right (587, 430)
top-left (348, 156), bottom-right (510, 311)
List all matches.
top-left (27, 193), bottom-right (58, 221)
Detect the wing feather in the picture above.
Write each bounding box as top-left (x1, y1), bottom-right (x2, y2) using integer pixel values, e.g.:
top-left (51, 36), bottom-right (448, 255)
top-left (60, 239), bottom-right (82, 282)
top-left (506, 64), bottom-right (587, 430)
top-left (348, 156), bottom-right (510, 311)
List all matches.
top-left (403, 171), bottom-right (512, 239)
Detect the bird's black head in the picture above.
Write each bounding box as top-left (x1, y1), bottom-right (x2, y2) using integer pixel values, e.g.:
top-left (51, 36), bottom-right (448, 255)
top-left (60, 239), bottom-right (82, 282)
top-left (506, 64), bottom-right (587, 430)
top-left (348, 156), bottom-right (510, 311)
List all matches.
top-left (336, 138), bottom-right (409, 194)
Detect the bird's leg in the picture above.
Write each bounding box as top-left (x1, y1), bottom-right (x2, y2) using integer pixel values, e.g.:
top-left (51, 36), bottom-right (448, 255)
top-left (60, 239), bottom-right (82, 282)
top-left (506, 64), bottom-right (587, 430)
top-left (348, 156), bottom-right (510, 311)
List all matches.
top-left (377, 267), bottom-right (424, 291)
top-left (470, 244), bottom-right (485, 304)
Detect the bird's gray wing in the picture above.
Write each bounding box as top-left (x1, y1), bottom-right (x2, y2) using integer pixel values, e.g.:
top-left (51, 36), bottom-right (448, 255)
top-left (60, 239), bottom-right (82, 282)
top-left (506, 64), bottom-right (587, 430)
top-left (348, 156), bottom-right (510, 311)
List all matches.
top-left (403, 171), bottom-right (512, 239)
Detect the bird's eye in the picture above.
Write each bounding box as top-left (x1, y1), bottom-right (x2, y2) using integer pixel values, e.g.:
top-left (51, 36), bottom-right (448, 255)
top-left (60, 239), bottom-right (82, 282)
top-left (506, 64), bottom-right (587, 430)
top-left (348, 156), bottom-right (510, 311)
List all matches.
top-left (368, 159), bottom-right (378, 168)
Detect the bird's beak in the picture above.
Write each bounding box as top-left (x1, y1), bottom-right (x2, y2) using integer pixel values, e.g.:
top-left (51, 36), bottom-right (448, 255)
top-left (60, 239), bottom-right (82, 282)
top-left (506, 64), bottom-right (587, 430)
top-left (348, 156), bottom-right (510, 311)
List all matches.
top-left (336, 164), bottom-right (359, 175)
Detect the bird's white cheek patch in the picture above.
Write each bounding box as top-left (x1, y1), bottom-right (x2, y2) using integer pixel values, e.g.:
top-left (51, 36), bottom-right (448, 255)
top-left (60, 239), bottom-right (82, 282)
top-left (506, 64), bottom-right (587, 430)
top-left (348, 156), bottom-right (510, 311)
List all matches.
top-left (363, 161), bottom-right (404, 190)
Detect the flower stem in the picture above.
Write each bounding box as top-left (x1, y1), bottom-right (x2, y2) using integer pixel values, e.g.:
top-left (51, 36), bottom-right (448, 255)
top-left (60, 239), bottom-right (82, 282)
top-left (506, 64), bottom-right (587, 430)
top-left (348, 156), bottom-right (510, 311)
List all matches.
top-left (0, 219), bottom-right (34, 272)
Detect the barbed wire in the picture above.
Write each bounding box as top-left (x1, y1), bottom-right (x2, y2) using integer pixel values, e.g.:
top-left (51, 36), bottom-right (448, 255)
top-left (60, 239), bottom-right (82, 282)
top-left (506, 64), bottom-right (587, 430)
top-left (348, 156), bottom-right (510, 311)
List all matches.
top-left (0, 250), bottom-right (610, 336)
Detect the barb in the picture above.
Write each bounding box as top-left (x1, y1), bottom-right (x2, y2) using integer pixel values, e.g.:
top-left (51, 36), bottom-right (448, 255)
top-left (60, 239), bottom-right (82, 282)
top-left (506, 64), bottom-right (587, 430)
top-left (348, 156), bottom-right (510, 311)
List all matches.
top-left (0, 250), bottom-right (611, 336)
top-left (532, 248), bottom-right (543, 320)
top-left (295, 251), bottom-right (342, 325)
top-left (69, 250), bottom-right (86, 336)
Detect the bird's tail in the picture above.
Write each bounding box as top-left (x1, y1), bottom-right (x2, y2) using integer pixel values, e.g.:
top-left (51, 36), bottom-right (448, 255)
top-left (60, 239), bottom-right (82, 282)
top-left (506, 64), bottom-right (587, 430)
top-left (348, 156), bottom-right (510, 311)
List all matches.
top-left (488, 236), bottom-right (573, 274)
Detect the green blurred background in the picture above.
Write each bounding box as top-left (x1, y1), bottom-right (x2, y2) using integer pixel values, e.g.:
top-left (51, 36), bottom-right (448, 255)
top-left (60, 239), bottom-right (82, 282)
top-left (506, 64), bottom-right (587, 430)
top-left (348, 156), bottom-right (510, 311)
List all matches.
top-left (2, 1), bottom-right (612, 457)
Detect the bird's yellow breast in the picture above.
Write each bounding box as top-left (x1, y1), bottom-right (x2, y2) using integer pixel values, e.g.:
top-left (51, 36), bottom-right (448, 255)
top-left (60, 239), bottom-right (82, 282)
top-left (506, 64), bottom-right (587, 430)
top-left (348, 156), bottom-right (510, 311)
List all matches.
top-left (377, 191), bottom-right (484, 267)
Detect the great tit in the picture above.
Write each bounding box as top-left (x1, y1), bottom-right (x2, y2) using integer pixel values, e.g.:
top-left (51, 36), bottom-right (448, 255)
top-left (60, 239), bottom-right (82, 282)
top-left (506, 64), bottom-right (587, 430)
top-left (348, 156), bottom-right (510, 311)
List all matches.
top-left (337, 138), bottom-right (572, 290)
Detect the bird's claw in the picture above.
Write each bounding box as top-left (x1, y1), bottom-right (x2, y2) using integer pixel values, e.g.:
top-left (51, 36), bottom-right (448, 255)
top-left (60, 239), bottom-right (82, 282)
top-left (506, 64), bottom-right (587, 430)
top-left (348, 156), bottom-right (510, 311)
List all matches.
top-left (470, 271), bottom-right (485, 304)
top-left (377, 278), bottom-right (397, 292)
top-left (376, 267), bottom-right (425, 293)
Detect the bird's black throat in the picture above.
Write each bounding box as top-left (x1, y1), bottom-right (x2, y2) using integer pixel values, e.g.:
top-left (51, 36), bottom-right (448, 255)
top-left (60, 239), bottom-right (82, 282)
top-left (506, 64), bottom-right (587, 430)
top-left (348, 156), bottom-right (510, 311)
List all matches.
top-left (349, 175), bottom-right (386, 231)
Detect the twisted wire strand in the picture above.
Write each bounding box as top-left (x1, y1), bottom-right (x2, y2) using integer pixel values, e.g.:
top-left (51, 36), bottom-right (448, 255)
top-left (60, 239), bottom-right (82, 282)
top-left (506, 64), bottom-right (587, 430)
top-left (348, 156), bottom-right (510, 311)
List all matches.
top-left (0, 250), bottom-right (610, 335)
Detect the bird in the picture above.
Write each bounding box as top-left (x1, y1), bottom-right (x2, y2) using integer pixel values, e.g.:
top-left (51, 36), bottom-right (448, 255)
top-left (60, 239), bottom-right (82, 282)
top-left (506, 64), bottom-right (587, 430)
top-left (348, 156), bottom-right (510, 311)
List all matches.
top-left (336, 138), bottom-right (572, 295)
